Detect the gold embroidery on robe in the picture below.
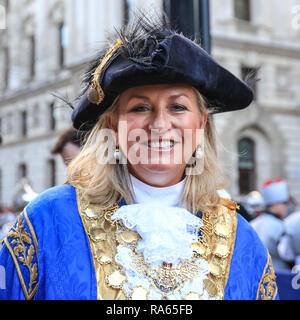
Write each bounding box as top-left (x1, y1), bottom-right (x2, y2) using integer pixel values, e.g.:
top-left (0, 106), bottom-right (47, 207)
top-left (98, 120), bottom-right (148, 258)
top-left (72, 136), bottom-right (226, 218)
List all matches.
top-left (76, 190), bottom-right (127, 300)
top-left (76, 189), bottom-right (238, 300)
top-left (4, 208), bottom-right (38, 300)
top-left (256, 252), bottom-right (278, 300)
top-left (198, 198), bottom-right (238, 299)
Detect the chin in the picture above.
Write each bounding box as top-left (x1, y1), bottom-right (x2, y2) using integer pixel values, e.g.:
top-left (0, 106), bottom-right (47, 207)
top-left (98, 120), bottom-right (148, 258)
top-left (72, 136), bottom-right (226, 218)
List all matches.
top-left (129, 163), bottom-right (186, 187)
top-left (138, 171), bottom-right (178, 187)
top-left (143, 163), bottom-right (182, 173)
top-left (144, 164), bottom-right (174, 174)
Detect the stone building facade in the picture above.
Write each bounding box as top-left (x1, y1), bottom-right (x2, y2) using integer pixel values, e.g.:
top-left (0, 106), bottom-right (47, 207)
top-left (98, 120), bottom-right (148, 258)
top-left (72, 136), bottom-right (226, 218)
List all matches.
top-left (211, 0), bottom-right (300, 203)
top-left (0, 0), bottom-right (299, 208)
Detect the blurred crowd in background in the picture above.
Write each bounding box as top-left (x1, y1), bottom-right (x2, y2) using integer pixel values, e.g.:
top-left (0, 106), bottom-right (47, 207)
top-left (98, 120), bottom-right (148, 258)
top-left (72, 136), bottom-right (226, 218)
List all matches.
top-left (219, 179), bottom-right (300, 274)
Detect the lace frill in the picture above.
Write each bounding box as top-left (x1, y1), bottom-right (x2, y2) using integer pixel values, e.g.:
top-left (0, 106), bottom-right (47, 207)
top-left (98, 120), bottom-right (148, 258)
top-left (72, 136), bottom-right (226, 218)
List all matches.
top-left (112, 204), bottom-right (202, 268)
top-left (111, 204), bottom-right (217, 300)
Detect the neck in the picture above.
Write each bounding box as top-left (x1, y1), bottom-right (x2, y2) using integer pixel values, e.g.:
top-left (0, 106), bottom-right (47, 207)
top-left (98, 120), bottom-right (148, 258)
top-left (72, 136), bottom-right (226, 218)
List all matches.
top-left (128, 166), bottom-right (185, 188)
top-left (130, 174), bottom-right (186, 207)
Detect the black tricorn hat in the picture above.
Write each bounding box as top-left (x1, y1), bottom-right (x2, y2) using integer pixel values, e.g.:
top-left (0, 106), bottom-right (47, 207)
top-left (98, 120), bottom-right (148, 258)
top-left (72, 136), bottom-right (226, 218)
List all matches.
top-left (72, 13), bottom-right (253, 130)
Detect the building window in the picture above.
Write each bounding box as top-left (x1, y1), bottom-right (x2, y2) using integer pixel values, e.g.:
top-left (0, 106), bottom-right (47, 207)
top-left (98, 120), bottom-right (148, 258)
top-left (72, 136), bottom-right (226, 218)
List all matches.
top-left (1, 0), bottom-right (8, 30)
top-left (0, 117), bottom-right (2, 145)
top-left (123, 0), bottom-right (131, 25)
top-left (21, 110), bottom-right (27, 137)
top-left (58, 22), bottom-right (67, 67)
top-left (241, 65), bottom-right (258, 100)
top-left (163, 0), bottom-right (211, 52)
top-left (48, 159), bottom-right (56, 187)
top-left (29, 34), bottom-right (36, 78)
top-left (18, 163), bottom-right (27, 180)
top-left (32, 104), bottom-right (40, 128)
top-left (6, 112), bottom-right (13, 135)
top-left (4, 0), bottom-right (9, 12)
top-left (49, 103), bottom-right (56, 131)
top-left (234, 0), bottom-right (251, 22)
top-left (3, 47), bottom-right (9, 89)
top-left (164, 0), bottom-right (196, 38)
top-left (238, 137), bottom-right (256, 194)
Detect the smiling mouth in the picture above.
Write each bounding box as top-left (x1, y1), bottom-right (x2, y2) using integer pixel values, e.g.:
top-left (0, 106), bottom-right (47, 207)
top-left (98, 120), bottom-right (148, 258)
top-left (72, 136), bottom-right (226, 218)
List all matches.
top-left (141, 139), bottom-right (178, 150)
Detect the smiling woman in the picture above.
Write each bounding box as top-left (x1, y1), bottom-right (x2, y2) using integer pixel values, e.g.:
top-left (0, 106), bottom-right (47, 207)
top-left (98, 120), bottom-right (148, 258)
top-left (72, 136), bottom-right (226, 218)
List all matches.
top-left (115, 84), bottom-right (205, 185)
top-left (0, 11), bottom-right (278, 300)
top-left (68, 82), bottom-right (218, 214)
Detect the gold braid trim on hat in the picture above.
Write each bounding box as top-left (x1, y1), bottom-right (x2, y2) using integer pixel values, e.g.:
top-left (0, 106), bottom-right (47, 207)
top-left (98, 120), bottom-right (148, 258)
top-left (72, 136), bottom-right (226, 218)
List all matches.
top-left (88, 39), bottom-right (123, 105)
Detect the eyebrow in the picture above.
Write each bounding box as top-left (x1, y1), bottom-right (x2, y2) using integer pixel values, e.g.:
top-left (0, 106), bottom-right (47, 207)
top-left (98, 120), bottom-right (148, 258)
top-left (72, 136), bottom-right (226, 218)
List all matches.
top-left (128, 95), bottom-right (151, 101)
top-left (128, 93), bottom-right (190, 101)
top-left (168, 93), bottom-right (190, 99)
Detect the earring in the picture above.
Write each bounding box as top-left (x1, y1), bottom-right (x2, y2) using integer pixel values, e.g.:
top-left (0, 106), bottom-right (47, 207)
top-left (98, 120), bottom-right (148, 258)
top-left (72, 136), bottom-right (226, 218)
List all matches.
top-left (114, 146), bottom-right (120, 162)
top-left (195, 146), bottom-right (204, 160)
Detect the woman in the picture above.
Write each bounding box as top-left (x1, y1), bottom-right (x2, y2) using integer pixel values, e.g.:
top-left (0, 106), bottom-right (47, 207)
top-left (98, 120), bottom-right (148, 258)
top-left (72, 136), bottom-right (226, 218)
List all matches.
top-left (0, 13), bottom-right (278, 300)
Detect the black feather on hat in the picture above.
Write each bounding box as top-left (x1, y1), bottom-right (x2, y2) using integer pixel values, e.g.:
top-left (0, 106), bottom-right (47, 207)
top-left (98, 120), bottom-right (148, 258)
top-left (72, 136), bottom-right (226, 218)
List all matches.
top-left (72, 11), bottom-right (254, 130)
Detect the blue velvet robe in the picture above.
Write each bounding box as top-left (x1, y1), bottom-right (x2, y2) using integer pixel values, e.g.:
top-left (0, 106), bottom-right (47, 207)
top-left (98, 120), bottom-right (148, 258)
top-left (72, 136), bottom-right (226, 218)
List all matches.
top-left (0, 185), bottom-right (278, 300)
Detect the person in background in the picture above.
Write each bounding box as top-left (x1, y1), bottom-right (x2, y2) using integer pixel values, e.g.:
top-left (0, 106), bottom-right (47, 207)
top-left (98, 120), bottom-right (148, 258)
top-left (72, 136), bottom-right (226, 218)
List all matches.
top-left (12, 178), bottom-right (38, 212)
top-left (287, 196), bottom-right (298, 216)
top-left (51, 127), bottom-right (82, 166)
top-left (246, 190), bottom-right (265, 219)
top-left (217, 190), bottom-right (252, 222)
top-left (251, 179), bottom-right (290, 271)
top-left (236, 202), bottom-right (253, 222)
top-left (281, 211), bottom-right (300, 268)
top-left (0, 207), bottom-right (17, 245)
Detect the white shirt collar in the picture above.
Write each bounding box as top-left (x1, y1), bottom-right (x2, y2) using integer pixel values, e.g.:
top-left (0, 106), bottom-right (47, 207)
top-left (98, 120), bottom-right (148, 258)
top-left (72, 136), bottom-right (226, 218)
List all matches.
top-left (130, 174), bottom-right (186, 207)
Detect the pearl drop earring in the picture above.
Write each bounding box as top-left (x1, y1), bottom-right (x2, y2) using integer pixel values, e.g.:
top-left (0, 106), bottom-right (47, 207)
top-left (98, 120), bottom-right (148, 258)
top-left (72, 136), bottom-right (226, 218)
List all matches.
top-left (195, 146), bottom-right (204, 160)
top-left (114, 146), bottom-right (120, 162)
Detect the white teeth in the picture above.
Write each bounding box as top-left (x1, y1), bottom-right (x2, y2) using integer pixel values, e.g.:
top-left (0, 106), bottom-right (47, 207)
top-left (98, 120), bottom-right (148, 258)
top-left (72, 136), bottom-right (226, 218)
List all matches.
top-left (148, 141), bottom-right (174, 148)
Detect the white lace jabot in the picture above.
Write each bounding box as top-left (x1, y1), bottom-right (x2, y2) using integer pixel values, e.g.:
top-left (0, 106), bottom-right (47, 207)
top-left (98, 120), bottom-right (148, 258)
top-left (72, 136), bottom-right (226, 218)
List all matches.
top-left (130, 174), bottom-right (186, 207)
top-left (110, 175), bottom-right (214, 299)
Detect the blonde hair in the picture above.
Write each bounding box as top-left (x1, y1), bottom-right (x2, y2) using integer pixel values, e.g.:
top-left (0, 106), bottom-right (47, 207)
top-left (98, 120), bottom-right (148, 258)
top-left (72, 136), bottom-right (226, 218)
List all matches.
top-left (67, 89), bottom-right (225, 214)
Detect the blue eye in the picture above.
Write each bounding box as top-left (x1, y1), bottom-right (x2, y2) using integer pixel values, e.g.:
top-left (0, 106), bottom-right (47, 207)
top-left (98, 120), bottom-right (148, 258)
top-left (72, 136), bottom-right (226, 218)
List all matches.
top-left (171, 105), bottom-right (188, 111)
top-left (131, 105), bottom-right (150, 112)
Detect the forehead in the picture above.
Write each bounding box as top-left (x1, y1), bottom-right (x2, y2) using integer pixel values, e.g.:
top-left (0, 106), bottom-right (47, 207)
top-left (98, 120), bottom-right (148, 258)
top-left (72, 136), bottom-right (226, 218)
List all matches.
top-left (119, 83), bottom-right (198, 102)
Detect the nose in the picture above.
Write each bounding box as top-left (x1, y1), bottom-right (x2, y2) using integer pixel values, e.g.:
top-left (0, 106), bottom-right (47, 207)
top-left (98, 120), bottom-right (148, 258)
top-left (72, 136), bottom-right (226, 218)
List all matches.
top-left (148, 109), bottom-right (172, 131)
